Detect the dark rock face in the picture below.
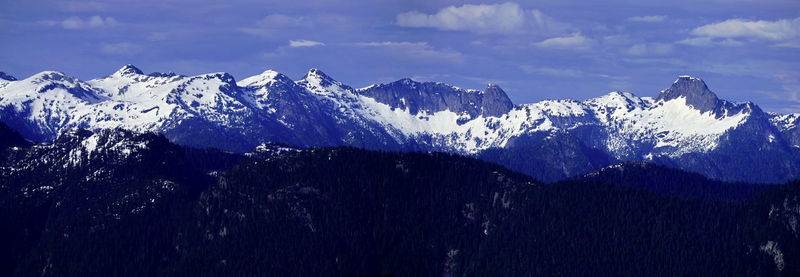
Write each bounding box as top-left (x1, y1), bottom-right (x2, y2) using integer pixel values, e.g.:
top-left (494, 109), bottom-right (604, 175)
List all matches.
top-left (479, 130), bottom-right (616, 182)
top-left (357, 78), bottom-right (514, 117)
top-left (147, 72), bottom-right (181, 78)
top-left (657, 76), bottom-right (720, 113)
top-left (0, 72), bottom-right (16, 81)
top-left (481, 83), bottom-right (515, 116)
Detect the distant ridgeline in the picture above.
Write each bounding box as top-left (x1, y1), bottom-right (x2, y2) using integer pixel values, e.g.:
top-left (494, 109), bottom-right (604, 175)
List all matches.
top-left (0, 124), bottom-right (797, 276)
top-left (1, 66), bottom-right (799, 182)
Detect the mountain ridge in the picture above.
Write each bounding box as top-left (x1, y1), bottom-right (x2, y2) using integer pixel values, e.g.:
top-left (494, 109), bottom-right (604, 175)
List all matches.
top-left (0, 65), bottom-right (797, 182)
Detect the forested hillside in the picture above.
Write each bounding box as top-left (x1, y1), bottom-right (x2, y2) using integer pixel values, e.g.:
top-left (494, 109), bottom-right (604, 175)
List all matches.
top-left (0, 125), bottom-right (797, 276)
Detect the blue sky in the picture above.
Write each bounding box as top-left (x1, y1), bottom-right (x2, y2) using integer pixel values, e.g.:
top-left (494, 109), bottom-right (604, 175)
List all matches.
top-left (1, 0), bottom-right (798, 112)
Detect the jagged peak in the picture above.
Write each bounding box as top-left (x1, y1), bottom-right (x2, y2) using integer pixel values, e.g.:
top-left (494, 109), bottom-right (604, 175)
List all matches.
top-left (675, 75), bottom-right (703, 83)
top-left (399, 77), bottom-right (417, 84)
top-left (484, 82), bottom-right (504, 92)
top-left (482, 83), bottom-right (513, 105)
top-left (114, 64), bottom-right (144, 76)
top-left (196, 72), bottom-right (234, 79)
top-left (367, 78), bottom-right (482, 94)
top-left (302, 68), bottom-right (335, 82)
top-left (657, 75), bottom-right (719, 113)
top-left (299, 68), bottom-right (349, 90)
top-left (0, 71), bottom-right (17, 81)
top-left (187, 72), bottom-right (237, 85)
top-left (372, 78), bottom-right (418, 88)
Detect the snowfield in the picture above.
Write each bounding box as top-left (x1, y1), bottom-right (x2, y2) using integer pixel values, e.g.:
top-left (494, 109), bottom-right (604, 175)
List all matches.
top-left (0, 65), bottom-right (783, 161)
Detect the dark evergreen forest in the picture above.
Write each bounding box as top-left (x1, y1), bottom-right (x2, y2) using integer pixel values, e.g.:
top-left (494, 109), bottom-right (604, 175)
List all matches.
top-left (0, 125), bottom-right (797, 276)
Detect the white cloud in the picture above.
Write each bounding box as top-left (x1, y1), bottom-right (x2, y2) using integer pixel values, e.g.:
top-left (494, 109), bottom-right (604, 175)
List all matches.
top-left (354, 41), bottom-right (426, 47)
top-left (690, 17), bottom-right (800, 40)
top-left (676, 37), bottom-right (744, 47)
top-left (625, 43), bottom-right (673, 56)
top-left (60, 15), bottom-right (117, 29)
top-left (395, 2), bottom-right (567, 34)
top-left (678, 17), bottom-right (800, 47)
top-left (534, 33), bottom-right (592, 50)
top-left (289, 40), bottom-right (324, 47)
top-left (101, 42), bottom-right (141, 55)
top-left (627, 15), bottom-right (667, 23)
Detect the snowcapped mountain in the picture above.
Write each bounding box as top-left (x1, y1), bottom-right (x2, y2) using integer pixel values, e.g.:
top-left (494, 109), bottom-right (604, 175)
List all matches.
top-left (0, 65), bottom-right (797, 182)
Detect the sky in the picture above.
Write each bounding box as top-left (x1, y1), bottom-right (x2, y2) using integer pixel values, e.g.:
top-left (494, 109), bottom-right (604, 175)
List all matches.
top-left (0, 0), bottom-right (798, 112)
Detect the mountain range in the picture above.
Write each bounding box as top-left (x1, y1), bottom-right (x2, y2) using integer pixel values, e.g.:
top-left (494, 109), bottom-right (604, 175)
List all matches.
top-left (1, 65), bottom-right (798, 182)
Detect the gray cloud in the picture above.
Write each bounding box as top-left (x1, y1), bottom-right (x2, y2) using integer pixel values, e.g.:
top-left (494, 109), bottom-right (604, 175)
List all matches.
top-left (60, 15), bottom-right (117, 29)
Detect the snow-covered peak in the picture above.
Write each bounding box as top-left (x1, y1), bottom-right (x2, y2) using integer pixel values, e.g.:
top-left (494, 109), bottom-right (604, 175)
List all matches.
top-left (238, 69), bottom-right (293, 87)
top-left (298, 68), bottom-right (352, 97)
top-left (28, 70), bottom-right (72, 82)
top-left (585, 91), bottom-right (652, 111)
top-left (7, 71), bottom-right (102, 102)
top-left (0, 67), bottom-right (787, 168)
top-left (304, 68), bottom-right (330, 79)
top-left (300, 68), bottom-right (345, 89)
top-left (114, 64), bottom-right (144, 77)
